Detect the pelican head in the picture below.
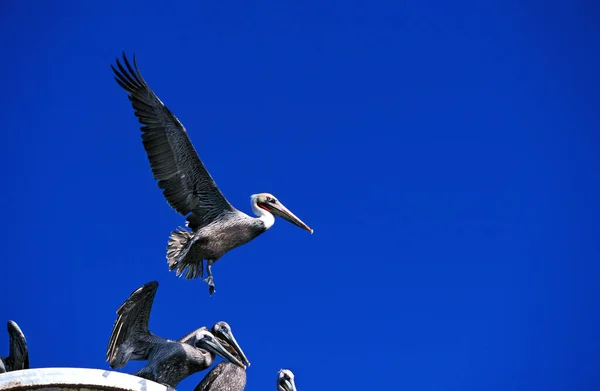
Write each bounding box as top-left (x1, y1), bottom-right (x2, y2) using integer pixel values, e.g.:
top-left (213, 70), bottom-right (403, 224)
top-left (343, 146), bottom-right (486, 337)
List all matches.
top-left (194, 328), bottom-right (245, 369)
top-left (251, 193), bottom-right (313, 234)
top-left (277, 369), bottom-right (297, 391)
top-left (211, 321), bottom-right (251, 367)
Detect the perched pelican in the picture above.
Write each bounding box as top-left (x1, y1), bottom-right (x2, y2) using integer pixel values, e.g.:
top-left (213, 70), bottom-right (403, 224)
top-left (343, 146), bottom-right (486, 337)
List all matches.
top-left (0, 321), bottom-right (29, 373)
top-left (106, 281), bottom-right (244, 389)
top-left (111, 53), bottom-right (313, 295)
top-left (195, 367), bottom-right (298, 391)
top-left (277, 369), bottom-right (297, 391)
top-left (193, 360), bottom-right (246, 391)
top-left (187, 322), bottom-right (250, 391)
top-left (179, 321), bottom-right (250, 367)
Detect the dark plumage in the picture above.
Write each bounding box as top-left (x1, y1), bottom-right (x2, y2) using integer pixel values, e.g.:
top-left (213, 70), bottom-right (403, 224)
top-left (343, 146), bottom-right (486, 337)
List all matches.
top-left (106, 281), bottom-right (245, 388)
top-left (195, 367), bottom-right (298, 391)
top-left (195, 361), bottom-right (246, 391)
top-left (0, 320), bottom-right (29, 373)
top-left (111, 53), bottom-right (313, 295)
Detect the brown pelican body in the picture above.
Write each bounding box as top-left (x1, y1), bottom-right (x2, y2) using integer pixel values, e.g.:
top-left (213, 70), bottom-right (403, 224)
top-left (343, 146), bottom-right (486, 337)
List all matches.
top-left (195, 367), bottom-right (298, 391)
top-left (111, 53), bottom-right (313, 295)
top-left (194, 362), bottom-right (246, 391)
top-left (0, 321), bottom-right (29, 373)
top-left (105, 281), bottom-right (244, 389)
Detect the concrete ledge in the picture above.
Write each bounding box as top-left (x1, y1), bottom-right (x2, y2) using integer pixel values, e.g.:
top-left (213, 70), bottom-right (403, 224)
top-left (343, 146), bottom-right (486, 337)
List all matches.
top-left (0, 368), bottom-right (168, 391)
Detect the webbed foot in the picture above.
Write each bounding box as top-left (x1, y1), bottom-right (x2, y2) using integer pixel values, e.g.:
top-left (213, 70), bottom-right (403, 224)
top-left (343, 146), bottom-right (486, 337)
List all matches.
top-left (204, 260), bottom-right (216, 296)
top-left (204, 276), bottom-right (216, 295)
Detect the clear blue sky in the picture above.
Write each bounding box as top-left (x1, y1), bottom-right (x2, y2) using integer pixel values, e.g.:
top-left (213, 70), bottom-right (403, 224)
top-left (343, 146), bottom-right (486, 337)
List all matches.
top-left (1, 0), bottom-right (599, 390)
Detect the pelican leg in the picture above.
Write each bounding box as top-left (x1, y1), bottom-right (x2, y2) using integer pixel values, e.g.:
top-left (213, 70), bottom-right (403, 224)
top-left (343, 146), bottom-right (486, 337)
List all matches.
top-left (204, 260), bottom-right (216, 295)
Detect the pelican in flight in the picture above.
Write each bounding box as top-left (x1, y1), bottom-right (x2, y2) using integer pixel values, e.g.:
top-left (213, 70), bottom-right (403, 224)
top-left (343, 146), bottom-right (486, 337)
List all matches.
top-left (111, 53), bottom-right (313, 295)
top-left (106, 281), bottom-right (244, 389)
top-left (0, 321), bottom-right (29, 373)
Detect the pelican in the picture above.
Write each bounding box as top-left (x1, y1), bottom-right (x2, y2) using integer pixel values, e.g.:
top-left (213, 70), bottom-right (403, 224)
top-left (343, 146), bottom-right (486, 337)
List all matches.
top-left (179, 321), bottom-right (250, 367)
top-left (195, 367), bottom-right (298, 391)
top-left (0, 321), bottom-right (29, 373)
top-left (105, 281), bottom-right (244, 389)
top-left (277, 369), bottom-right (297, 391)
top-left (111, 53), bottom-right (313, 295)
top-left (186, 322), bottom-right (250, 391)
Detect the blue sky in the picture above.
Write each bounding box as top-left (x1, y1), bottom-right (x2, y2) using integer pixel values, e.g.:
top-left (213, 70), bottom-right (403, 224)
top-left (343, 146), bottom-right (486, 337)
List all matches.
top-left (1, 0), bottom-right (599, 390)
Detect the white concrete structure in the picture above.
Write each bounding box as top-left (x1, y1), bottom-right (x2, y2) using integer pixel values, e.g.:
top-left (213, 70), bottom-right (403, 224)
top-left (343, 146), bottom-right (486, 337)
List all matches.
top-left (0, 367), bottom-right (168, 391)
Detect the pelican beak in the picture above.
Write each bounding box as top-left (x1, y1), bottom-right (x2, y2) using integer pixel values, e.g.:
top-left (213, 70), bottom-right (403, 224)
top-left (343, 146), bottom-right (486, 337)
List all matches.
top-left (281, 378), bottom-right (297, 391)
top-left (199, 334), bottom-right (246, 369)
top-left (218, 328), bottom-right (251, 367)
top-left (266, 200), bottom-right (313, 234)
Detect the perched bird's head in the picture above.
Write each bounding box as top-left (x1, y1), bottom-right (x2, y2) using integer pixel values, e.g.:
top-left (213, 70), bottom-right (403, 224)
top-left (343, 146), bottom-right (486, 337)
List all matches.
top-left (194, 328), bottom-right (245, 369)
top-left (277, 369), bottom-right (297, 391)
top-left (212, 321), bottom-right (250, 367)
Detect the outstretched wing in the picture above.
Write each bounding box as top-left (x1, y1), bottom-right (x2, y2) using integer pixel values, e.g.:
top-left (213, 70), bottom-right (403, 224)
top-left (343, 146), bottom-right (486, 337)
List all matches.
top-left (106, 281), bottom-right (160, 369)
top-left (6, 321), bottom-right (28, 371)
top-left (111, 53), bottom-right (236, 229)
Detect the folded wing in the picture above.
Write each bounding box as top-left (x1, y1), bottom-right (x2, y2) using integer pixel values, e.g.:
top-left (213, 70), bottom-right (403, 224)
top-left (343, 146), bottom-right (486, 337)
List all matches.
top-left (6, 321), bottom-right (28, 371)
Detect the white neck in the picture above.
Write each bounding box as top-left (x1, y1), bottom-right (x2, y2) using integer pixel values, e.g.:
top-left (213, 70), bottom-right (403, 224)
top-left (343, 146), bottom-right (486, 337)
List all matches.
top-left (251, 196), bottom-right (275, 230)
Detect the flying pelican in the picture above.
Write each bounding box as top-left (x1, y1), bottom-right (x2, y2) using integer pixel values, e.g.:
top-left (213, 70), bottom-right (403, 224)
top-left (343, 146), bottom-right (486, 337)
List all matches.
top-left (186, 322), bottom-right (250, 391)
top-left (105, 281), bottom-right (244, 389)
top-left (0, 321), bottom-right (29, 373)
top-left (111, 53), bottom-right (313, 295)
top-left (194, 367), bottom-right (298, 391)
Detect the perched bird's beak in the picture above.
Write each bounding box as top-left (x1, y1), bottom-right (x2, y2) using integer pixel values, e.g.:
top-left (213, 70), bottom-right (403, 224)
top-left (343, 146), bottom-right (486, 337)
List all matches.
top-left (217, 328), bottom-right (251, 367)
top-left (280, 377), bottom-right (297, 391)
top-left (198, 333), bottom-right (246, 369)
top-left (266, 200), bottom-right (313, 234)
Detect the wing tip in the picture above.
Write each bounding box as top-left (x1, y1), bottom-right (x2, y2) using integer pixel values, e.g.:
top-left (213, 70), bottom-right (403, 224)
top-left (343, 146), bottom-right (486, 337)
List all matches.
top-left (111, 51), bottom-right (146, 92)
top-left (7, 320), bottom-right (25, 340)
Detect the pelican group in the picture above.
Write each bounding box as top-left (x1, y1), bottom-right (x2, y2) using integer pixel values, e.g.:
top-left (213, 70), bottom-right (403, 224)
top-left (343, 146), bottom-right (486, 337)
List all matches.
top-left (0, 52), bottom-right (310, 390)
top-left (194, 365), bottom-right (298, 391)
top-left (111, 53), bottom-right (313, 295)
top-left (0, 320), bottom-right (29, 373)
top-left (106, 281), bottom-right (245, 389)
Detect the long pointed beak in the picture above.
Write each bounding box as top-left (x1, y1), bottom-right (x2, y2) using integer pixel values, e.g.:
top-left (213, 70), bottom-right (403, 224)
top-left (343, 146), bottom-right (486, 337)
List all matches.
top-left (219, 329), bottom-right (251, 367)
top-left (201, 336), bottom-right (246, 369)
top-left (267, 201), bottom-right (313, 234)
top-left (281, 378), bottom-right (297, 391)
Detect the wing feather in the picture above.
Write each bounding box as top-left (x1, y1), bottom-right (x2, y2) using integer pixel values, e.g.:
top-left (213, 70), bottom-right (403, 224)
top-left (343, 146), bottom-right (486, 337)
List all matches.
top-left (106, 281), bottom-right (160, 369)
top-left (111, 53), bottom-right (236, 229)
top-left (6, 321), bottom-right (28, 371)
